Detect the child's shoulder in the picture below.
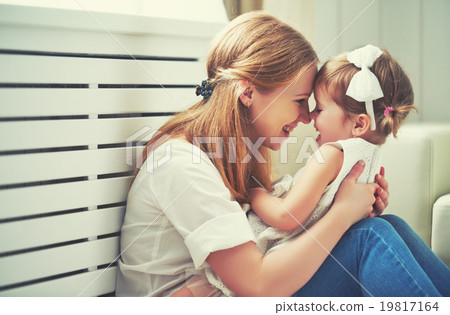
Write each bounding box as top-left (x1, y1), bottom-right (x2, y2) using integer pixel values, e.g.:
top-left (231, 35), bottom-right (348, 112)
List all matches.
top-left (314, 142), bottom-right (344, 172)
top-left (317, 141), bottom-right (344, 158)
top-left (337, 138), bottom-right (377, 149)
top-left (321, 138), bottom-right (378, 155)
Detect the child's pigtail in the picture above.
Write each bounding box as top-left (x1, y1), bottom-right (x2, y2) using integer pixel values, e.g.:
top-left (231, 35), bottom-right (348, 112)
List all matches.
top-left (371, 48), bottom-right (417, 142)
top-left (379, 104), bottom-right (418, 138)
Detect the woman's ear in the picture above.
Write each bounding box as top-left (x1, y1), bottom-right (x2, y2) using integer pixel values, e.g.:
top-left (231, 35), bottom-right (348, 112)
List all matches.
top-left (239, 81), bottom-right (254, 107)
top-left (352, 114), bottom-right (371, 137)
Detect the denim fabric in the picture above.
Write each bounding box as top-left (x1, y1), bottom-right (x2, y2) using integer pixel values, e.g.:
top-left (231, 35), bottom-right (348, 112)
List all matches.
top-left (292, 215), bottom-right (450, 297)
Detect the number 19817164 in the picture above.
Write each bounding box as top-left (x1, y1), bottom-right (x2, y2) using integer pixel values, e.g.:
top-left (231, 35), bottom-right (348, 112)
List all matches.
top-left (380, 301), bottom-right (439, 312)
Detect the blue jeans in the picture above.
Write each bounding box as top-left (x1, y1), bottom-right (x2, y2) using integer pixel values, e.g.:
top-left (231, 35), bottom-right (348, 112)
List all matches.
top-left (292, 215), bottom-right (450, 297)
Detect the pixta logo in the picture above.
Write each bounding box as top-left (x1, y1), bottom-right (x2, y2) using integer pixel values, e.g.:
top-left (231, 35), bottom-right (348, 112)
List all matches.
top-left (126, 126), bottom-right (171, 174)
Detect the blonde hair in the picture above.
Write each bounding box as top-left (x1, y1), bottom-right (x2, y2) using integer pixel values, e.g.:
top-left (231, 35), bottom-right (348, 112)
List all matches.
top-left (135, 11), bottom-right (317, 203)
top-left (315, 48), bottom-right (417, 144)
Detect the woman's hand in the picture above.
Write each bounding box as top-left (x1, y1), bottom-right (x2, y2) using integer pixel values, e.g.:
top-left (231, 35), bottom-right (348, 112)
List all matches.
top-left (369, 166), bottom-right (389, 217)
top-left (333, 161), bottom-right (378, 226)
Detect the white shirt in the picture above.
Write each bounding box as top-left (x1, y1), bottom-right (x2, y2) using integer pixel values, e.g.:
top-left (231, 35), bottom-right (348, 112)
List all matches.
top-left (115, 139), bottom-right (256, 296)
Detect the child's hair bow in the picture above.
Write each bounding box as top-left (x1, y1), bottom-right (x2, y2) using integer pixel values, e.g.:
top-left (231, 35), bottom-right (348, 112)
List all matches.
top-left (346, 44), bottom-right (383, 130)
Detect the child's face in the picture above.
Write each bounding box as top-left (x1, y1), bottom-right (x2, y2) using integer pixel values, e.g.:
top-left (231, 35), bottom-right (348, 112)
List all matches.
top-left (310, 85), bottom-right (354, 146)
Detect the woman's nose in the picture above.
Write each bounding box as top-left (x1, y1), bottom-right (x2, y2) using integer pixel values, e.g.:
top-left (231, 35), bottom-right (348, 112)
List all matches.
top-left (297, 104), bottom-right (311, 124)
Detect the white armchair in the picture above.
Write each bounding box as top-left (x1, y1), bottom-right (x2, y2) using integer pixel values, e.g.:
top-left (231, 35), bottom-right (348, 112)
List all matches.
top-left (382, 123), bottom-right (450, 266)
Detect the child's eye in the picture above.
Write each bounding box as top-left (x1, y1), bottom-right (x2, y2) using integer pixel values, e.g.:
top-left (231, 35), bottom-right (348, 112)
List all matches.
top-left (296, 99), bottom-right (307, 106)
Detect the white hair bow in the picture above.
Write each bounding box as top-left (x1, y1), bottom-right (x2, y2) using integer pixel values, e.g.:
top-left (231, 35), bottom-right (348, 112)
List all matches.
top-left (346, 44), bottom-right (383, 130)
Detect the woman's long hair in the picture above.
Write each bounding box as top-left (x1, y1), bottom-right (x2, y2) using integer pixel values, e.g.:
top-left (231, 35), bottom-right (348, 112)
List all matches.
top-left (134, 11), bottom-right (317, 203)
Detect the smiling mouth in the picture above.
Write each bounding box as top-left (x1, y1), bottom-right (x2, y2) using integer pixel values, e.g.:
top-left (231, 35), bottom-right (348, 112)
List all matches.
top-left (313, 127), bottom-right (321, 141)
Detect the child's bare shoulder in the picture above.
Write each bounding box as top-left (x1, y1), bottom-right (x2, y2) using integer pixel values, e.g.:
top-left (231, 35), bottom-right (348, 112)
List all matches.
top-left (317, 143), bottom-right (344, 163)
top-left (312, 143), bottom-right (344, 178)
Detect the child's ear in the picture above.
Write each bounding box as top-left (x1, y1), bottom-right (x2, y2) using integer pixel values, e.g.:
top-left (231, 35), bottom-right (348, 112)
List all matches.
top-left (352, 114), bottom-right (371, 137)
top-left (239, 81), bottom-right (254, 107)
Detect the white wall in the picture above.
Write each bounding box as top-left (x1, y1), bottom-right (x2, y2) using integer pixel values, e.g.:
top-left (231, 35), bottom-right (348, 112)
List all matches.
top-left (314, 0), bottom-right (450, 123)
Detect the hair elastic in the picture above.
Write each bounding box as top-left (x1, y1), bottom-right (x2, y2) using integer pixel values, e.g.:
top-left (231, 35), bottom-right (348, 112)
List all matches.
top-left (384, 106), bottom-right (394, 117)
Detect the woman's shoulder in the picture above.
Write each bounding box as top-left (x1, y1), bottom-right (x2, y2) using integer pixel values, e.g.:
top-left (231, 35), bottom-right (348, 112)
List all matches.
top-left (131, 137), bottom-right (231, 202)
top-left (136, 137), bottom-right (221, 183)
top-left (148, 138), bottom-right (212, 167)
top-left (151, 137), bottom-right (194, 156)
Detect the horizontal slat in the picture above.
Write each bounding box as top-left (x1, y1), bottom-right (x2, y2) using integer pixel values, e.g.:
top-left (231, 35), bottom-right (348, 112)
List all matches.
top-left (0, 54), bottom-right (205, 85)
top-left (0, 88), bottom-right (197, 117)
top-left (0, 267), bottom-right (117, 297)
top-left (0, 25), bottom-right (211, 58)
top-left (0, 237), bottom-right (119, 287)
top-left (0, 116), bottom-right (170, 151)
top-left (0, 147), bottom-right (148, 185)
top-left (0, 207), bottom-right (125, 253)
top-left (0, 177), bottom-right (130, 220)
top-left (0, 4), bottom-right (225, 38)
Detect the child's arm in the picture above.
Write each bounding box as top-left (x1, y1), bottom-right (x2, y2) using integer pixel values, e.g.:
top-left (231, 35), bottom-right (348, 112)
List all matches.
top-left (249, 187), bottom-right (286, 221)
top-left (250, 145), bottom-right (343, 231)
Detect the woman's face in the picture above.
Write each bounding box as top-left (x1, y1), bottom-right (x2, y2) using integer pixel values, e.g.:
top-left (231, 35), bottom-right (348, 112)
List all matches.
top-left (249, 65), bottom-right (317, 151)
top-left (310, 85), bottom-right (354, 146)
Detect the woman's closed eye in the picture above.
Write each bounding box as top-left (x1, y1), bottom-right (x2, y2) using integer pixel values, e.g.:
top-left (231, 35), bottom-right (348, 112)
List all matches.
top-left (296, 99), bottom-right (308, 106)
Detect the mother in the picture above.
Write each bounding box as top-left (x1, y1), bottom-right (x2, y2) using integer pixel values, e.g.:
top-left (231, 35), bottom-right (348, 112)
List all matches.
top-left (116, 12), bottom-right (449, 297)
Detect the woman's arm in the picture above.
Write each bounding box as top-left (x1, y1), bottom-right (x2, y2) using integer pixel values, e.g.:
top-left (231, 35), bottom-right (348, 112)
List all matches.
top-left (207, 160), bottom-right (378, 297)
top-left (250, 145), bottom-right (343, 231)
